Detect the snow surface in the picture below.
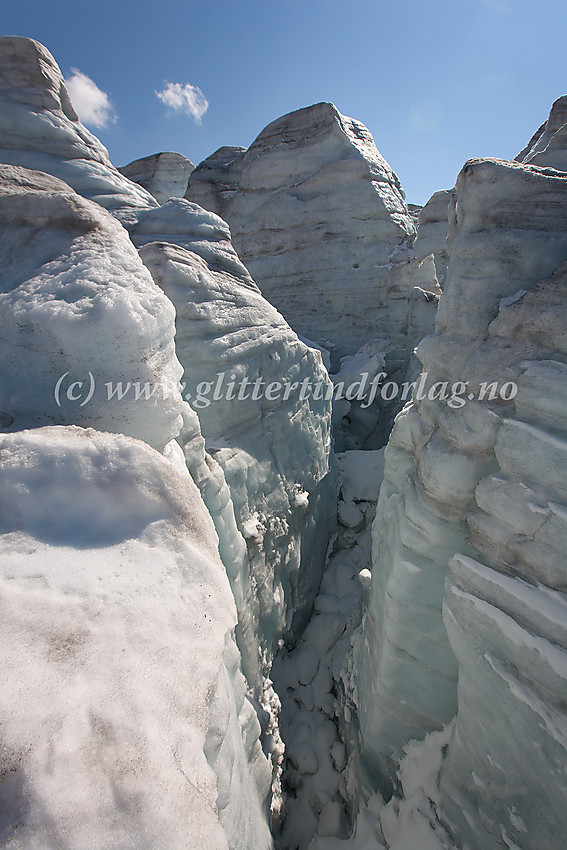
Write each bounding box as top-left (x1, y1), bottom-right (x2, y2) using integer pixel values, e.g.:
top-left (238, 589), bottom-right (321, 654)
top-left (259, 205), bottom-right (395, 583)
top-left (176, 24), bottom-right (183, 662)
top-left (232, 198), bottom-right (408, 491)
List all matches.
top-left (0, 426), bottom-right (270, 850)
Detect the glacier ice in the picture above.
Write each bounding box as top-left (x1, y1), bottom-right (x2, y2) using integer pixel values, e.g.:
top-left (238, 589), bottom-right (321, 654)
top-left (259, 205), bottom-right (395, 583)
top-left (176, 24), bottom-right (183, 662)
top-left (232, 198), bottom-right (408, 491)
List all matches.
top-left (0, 426), bottom-right (271, 850)
top-left (185, 102), bottom-right (440, 369)
top-left (118, 152), bottom-right (195, 204)
top-left (0, 164), bottom-right (184, 450)
top-left (515, 95), bottom-right (567, 171)
top-left (0, 37), bottom-right (158, 217)
top-left (2, 31), bottom-right (567, 850)
top-left (353, 157), bottom-right (567, 848)
top-left (138, 225), bottom-right (337, 694)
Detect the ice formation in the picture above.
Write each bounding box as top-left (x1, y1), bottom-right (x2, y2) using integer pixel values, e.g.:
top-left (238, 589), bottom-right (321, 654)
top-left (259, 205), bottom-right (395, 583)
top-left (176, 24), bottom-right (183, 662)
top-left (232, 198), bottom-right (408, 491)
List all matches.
top-left (515, 95), bottom-right (567, 171)
top-left (0, 426), bottom-right (272, 850)
top-left (0, 36), bottom-right (158, 215)
top-left (185, 102), bottom-right (440, 368)
top-left (0, 165), bottom-right (183, 450)
top-left (119, 152), bottom-right (195, 204)
top-left (354, 157), bottom-right (567, 849)
top-left (413, 188), bottom-right (452, 288)
top-left (1, 31), bottom-right (567, 850)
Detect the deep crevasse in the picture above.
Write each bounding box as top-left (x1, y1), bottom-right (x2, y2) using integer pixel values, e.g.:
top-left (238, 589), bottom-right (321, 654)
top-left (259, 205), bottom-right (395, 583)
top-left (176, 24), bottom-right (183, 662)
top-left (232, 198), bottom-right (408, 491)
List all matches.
top-left (1, 33), bottom-right (567, 850)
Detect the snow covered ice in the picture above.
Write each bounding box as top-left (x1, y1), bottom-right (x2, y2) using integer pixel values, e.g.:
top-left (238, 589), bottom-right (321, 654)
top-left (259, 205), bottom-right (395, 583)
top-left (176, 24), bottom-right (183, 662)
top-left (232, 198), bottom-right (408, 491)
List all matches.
top-left (1, 32), bottom-right (567, 850)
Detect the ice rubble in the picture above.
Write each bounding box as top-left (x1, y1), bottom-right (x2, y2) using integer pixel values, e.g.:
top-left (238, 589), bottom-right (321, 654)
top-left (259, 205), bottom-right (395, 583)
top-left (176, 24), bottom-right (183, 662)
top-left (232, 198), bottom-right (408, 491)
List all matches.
top-left (185, 102), bottom-right (440, 368)
top-left (353, 157), bottom-right (567, 849)
top-left (271, 450), bottom-right (385, 848)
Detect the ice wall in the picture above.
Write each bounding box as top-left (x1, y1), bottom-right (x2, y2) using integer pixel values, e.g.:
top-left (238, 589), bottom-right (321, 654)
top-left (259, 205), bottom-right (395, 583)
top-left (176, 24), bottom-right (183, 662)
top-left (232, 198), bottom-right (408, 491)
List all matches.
top-left (356, 157), bottom-right (567, 847)
top-left (0, 163), bottom-right (273, 849)
top-left (139, 223), bottom-right (336, 689)
top-left (0, 426), bottom-right (271, 850)
top-left (186, 102), bottom-right (440, 368)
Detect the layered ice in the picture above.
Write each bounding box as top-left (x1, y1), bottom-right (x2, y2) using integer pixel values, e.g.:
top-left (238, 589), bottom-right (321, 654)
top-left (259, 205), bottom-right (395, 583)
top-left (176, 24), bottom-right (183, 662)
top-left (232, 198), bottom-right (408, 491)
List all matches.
top-left (186, 103), bottom-right (440, 368)
top-left (0, 156), bottom-right (274, 847)
top-left (354, 157), bottom-right (567, 848)
top-left (0, 36), bottom-right (158, 215)
top-left (119, 152), bottom-right (195, 204)
top-left (139, 227), bottom-right (337, 691)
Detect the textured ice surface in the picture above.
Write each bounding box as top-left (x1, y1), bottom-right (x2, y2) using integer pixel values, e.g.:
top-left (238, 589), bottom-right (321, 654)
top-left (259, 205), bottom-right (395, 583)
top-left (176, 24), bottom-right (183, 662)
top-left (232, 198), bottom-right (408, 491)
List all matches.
top-left (0, 426), bottom-right (271, 850)
top-left (355, 157), bottom-right (567, 848)
top-left (515, 94), bottom-right (567, 171)
top-left (0, 153), bottom-right (273, 846)
top-left (186, 102), bottom-right (440, 367)
top-left (310, 726), bottom-right (458, 850)
top-left (413, 188), bottom-right (452, 287)
top-left (139, 232), bottom-right (337, 690)
top-left (0, 37), bottom-right (157, 215)
top-left (119, 152), bottom-right (195, 204)
top-left (0, 165), bottom-right (184, 450)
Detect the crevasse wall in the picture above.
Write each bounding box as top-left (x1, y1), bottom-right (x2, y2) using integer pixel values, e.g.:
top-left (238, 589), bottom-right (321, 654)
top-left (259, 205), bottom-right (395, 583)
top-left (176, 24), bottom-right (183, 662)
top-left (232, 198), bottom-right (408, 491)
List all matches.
top-left (356, 157), bottom-right (567, 848)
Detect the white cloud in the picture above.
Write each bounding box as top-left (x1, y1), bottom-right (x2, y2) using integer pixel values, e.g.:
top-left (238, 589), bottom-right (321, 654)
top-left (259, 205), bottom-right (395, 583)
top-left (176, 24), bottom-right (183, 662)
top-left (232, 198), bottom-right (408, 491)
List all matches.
top-left (64, 68), bottom-right (116, 129)
top-left (156, 81), bottom-right (209, 124)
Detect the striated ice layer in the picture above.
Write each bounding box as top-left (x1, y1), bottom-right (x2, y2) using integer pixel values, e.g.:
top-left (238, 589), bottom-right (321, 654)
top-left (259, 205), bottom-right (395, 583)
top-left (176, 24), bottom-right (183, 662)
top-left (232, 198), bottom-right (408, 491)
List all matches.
top-left (355, 157), bottom-right (567, 847)
top-left (0, 426), bottom-right (271, 850)
top-left (186, 102), bottom-right (440, 368)
top-left (139, 230), bottom-right (337, 689)
top-left (0, 37), bottom-right (158, 215)
top-left (119, 152), bottom-right (195, 204)
top-left (515, 94), bottom-right (567, 171)
top-left (438, 261), bottom-right (567, 850)
top-left (360, 160), bottom-right (567, 789)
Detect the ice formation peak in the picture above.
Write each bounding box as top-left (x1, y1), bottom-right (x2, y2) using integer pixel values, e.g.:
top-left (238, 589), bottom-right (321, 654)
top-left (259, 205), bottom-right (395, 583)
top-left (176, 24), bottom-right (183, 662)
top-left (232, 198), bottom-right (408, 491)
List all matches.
top-left (119, 151), bottom-right (195, 204)
top-left (0, 35), bottom-right (157, 212)
top-left (186, 100), bottom-right (438, 368)
top-left (0, 35), bottom-right (78, 118)
top-left (515, 94), bottom-right (567, 171)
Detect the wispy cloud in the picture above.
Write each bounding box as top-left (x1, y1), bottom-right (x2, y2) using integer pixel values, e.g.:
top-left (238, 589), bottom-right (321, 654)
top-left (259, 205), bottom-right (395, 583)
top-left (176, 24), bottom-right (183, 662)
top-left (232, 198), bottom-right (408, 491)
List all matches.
top-left (64, 68), bottom-right (116, 128)
top-left (155, 81), bottom-right (209, 124)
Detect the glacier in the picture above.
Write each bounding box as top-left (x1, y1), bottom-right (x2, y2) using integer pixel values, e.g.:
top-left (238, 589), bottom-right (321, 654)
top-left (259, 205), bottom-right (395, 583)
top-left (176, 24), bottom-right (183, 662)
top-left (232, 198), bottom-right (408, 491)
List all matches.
top-left (1, 32), bottom-right (567, 850)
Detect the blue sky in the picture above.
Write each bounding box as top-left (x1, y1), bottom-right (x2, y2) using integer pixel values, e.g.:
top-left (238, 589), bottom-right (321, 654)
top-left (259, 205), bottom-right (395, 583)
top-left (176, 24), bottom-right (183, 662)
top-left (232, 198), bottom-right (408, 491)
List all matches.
top-left (3, 0), bottom-right (566, 204)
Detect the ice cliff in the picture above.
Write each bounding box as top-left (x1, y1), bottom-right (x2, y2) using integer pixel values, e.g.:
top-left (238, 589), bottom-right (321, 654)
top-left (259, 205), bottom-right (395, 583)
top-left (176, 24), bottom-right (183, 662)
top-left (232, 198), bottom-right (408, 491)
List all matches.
top-left (0, 36), bottom-right (338, 850)
top-left (353, 157), bottom-right (567, 849)
top-left (0, 162), bottom-right (272, 848)
top-left (185, 102), bottom-right (440, 369)
top-left (138, 229), bottom-right (335, 689)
